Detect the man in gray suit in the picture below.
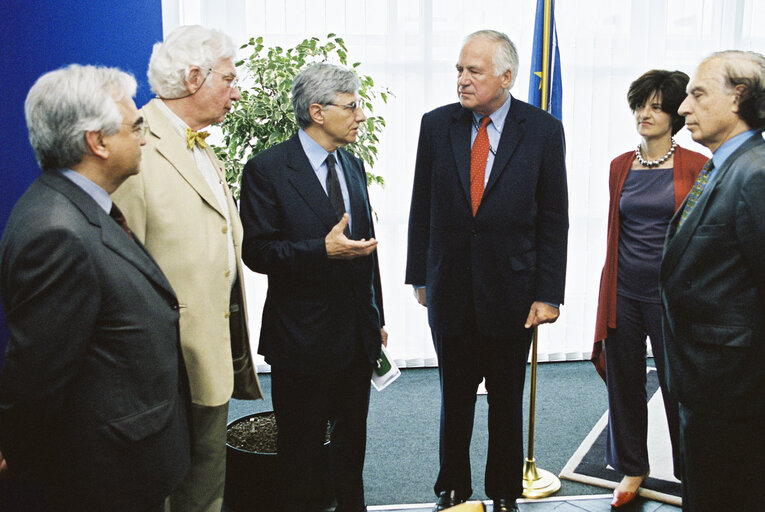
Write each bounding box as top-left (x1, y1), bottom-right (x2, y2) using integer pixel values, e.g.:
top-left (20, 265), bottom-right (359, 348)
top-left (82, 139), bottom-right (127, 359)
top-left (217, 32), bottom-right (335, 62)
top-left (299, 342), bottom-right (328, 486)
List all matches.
top-left (0, 64), bottom-right (190, 511)
top-left (660, 50), bottom-right (765, 511)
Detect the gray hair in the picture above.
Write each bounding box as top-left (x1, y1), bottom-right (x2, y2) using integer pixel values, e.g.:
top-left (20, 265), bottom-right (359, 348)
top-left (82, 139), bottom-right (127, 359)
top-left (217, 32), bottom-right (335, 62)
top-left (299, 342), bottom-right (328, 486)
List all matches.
top-left (708, 50), bottom-right (765, 129)
top-left (291, 63), bottom-right (361, 128)
top-left (148, 25), bottom-right (236, 98)
top-left (24, 64), bottom-right (137, 171)
top-left (464, 30), bottom-right (519, 88)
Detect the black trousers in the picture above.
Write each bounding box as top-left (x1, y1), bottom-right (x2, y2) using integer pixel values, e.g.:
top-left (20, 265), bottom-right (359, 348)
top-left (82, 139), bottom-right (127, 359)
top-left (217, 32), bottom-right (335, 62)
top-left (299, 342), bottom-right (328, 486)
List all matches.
top-left (604, 294), bottom-right (681, 477)
top-left (432, 307), bottom-right (532, 500)
top-left (679, 404), bottom-right (765, 512)
top-left (271, 354), bottom-right (373, 512)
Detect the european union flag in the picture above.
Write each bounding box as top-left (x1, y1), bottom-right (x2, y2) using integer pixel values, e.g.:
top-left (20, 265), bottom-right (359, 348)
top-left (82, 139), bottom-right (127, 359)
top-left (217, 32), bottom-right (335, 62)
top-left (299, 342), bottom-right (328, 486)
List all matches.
top-left (528, 0), bottom-right (562, 120)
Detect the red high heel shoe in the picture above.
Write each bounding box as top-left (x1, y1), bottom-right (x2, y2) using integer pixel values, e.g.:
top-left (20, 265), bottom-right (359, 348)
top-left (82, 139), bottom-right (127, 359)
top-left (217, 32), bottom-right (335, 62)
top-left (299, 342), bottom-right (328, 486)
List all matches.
top-left (611, 473), bottom-right (648, 508)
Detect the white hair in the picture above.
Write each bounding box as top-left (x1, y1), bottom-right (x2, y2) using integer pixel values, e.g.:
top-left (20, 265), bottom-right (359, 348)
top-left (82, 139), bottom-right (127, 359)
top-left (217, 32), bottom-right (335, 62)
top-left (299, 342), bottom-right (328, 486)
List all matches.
top-left (148, 25), bottom-right (236, 98)
top-left (25, 64), bottom-right (137, 171)
top-left (465, 30), bottom-right (519, 88)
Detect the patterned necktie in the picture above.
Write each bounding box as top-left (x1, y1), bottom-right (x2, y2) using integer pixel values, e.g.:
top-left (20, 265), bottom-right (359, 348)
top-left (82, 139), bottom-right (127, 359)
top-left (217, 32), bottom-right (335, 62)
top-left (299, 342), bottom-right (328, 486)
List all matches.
top-left (470, 116), bottom-right (492, 216)
top-left (110, 203), bottom-right (134, 240)
top-left (325, 154), bottom-right (350, 236)
top-left (186, 128), bottom-right (210, 149)
top-left (678, 159), bottom-right (714, 228)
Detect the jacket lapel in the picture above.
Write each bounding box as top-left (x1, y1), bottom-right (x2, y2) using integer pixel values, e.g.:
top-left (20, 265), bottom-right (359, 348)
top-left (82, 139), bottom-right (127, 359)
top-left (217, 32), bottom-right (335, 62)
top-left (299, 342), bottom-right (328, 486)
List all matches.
top-left (337, 149), bottom-right (369, 239)
top-left (142, 99), bottom-right (226, 219)
top-left (449, 108), bottom-right (473, 209)
top-left (484, 97), bottom-right (523, 198)
top-left (41, 172), bottom-right (176, 299)
top-left (284, 135), bottom-right (340, 232)
top-left (662, 132), bottom-right (764, 278)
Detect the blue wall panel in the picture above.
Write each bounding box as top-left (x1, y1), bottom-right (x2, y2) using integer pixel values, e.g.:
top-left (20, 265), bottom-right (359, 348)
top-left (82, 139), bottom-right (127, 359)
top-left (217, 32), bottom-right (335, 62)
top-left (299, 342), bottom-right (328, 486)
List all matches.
top-left (0, 0), bottom-right (163, 391)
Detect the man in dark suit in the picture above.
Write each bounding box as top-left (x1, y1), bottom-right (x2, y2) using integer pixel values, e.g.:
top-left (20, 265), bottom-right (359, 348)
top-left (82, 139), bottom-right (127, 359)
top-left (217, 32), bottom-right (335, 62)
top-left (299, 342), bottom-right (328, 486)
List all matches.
top-left (660, 50), bottom-right (765, 512)
top-left (239, 62), bottom-right (386, 512)
top-left (0, 64), bottom-right (190, 512)
top-left (405, 30), bottom-right (568, 512)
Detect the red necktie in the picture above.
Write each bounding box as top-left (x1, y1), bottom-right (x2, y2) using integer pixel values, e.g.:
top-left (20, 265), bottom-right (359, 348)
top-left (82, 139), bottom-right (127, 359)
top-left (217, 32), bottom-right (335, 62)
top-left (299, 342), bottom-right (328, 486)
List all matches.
top-left (470, 116), bottom-right (491, 216)
top-left (110, 204), bottom-right (134, 240)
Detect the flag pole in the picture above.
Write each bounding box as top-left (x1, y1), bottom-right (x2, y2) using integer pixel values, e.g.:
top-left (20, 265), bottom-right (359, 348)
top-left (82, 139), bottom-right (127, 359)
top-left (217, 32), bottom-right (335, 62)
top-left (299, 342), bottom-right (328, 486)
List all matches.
top-left (523, 0), bottom-right (561, 498)
top-left (522, 326), bottom-right (561, 498)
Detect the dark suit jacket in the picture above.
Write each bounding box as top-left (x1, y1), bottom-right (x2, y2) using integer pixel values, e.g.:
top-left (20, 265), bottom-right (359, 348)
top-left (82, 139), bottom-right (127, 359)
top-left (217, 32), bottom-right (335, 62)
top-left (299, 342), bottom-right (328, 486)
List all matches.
top-left (0, 171), bottom-right (190, 511)
top-left (240, 134), bottom-right (384, 372)
top-left (406, 97), bottom-right (569, 336)
top-left (660, 130), bottom-right (765, 418)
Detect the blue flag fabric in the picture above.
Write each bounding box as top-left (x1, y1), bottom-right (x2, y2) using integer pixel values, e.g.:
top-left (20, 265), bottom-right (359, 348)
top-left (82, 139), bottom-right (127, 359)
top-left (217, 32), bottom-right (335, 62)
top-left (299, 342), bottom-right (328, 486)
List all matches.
top-left (528, 0), bottom-right (562, 120)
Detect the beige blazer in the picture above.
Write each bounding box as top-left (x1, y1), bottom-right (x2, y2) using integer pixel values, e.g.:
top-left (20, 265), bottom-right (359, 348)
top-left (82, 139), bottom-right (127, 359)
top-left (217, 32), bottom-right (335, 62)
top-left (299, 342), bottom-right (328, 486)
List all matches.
top-left (113, 98), bottom-right (262, 406)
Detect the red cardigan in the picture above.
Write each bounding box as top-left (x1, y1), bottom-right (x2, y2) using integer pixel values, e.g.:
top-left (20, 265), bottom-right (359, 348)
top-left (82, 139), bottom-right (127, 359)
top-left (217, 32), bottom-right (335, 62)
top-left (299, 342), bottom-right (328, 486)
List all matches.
top-left (591, 146), bottom-right (708, 380)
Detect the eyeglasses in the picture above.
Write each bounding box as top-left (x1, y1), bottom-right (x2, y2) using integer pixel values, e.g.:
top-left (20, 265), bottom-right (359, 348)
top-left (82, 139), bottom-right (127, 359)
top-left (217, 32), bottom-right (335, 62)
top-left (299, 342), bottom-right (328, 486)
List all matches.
top-left (123, 119), bottom-right (149, 137)
top-left (206, 68), bottom-right (239, 90)
top-left (326, 101), bottom-right (362, 113)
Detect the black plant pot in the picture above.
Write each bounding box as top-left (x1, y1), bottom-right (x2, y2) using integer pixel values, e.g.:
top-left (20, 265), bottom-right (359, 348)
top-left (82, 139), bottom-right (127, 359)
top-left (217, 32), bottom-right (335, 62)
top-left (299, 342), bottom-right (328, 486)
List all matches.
top-left (224, 411), bottom-right (335, 512)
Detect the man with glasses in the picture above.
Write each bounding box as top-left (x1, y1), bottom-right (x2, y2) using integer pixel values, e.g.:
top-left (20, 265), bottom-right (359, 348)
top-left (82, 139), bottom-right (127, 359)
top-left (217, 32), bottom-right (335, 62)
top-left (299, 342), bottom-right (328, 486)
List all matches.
top-left (0, 64), bottom-right (190, 511)
top-left (239, 62), bottom-right (387, 512)
top-left (112, 25), bottom-right (262, 512)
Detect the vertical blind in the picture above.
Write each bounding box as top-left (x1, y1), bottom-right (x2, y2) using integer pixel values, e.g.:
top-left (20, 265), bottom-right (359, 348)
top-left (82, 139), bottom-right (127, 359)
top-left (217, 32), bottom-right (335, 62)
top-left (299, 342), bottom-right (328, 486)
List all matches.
top-left (162, 0), bottom-right (765, 370)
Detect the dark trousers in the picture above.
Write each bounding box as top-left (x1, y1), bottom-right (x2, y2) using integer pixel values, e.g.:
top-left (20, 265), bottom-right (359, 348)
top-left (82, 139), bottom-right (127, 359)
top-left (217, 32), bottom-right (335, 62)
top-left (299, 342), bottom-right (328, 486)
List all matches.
top-left (432, 308), bottom-right (532, 501)
top-left (604, 294), bottom-right (681, 477)
top-left (679, 404), bottom-right (765, 512)
top-left (271, 355), bottom-right (373, 512)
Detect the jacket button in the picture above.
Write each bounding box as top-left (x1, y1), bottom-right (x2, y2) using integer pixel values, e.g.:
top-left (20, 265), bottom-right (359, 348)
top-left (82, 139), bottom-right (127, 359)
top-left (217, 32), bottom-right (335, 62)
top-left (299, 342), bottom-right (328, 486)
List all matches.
top-left (224, 312), bottom-right (231, 319)
top-left (225, 270), bottom-right (231, 277)
top-left (222, 226), bottom-right (228, 234)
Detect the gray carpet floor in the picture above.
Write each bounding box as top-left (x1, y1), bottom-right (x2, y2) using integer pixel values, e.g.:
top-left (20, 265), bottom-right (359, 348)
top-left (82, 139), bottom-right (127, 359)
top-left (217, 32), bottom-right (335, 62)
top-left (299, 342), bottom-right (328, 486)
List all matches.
top-left (228, 360), bottom-right (616, 506)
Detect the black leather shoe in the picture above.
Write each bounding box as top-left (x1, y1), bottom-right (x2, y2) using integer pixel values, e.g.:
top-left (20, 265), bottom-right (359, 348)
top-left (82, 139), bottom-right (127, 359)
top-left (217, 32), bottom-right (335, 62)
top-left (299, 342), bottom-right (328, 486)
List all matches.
top-left (433, 490), bottom-right (466, 511)
top-left (492, 498), bottom-right (519, 511)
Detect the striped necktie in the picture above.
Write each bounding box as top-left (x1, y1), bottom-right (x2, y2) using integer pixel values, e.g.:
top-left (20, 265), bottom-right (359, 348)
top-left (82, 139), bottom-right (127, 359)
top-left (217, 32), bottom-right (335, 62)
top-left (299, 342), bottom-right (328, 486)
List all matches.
top-left (678, 159), bottom-right (714, 228)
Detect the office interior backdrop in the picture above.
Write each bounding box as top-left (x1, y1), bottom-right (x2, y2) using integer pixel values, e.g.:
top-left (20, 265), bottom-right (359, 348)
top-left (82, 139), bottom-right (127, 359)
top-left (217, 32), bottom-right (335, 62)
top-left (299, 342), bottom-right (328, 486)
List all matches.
top-left (163, 0), bottom-right (763, 370)
top-left (2, 0), bottom-right (763, 372)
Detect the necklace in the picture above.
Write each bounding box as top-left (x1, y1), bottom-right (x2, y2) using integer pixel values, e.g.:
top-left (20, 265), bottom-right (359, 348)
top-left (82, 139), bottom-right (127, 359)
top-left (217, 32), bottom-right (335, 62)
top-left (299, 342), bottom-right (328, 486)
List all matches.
top-left (635, 137), bottom-right (677, 168)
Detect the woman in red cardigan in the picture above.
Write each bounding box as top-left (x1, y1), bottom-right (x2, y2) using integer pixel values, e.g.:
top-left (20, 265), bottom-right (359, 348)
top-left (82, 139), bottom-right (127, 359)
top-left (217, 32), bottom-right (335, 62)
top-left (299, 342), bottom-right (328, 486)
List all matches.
top-left (591, 70), bottom-right (708, 508)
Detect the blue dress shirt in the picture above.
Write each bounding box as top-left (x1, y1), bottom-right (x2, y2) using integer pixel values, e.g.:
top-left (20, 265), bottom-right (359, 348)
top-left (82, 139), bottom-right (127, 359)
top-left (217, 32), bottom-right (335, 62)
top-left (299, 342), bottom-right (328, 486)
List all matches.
top-left (60, 168), bottom-right (112, 214)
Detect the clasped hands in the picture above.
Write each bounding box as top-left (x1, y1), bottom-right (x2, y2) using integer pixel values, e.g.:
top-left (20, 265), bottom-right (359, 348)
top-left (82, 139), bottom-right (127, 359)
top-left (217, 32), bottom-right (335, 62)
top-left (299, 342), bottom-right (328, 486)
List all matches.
top-left (325, 214), bottom-right (378, 260)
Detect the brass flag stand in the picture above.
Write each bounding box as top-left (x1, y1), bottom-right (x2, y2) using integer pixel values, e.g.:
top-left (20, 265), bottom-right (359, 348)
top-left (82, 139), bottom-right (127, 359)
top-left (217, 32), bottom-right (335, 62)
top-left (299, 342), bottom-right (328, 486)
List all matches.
top-left (522, 326), bottom-right (561, 498)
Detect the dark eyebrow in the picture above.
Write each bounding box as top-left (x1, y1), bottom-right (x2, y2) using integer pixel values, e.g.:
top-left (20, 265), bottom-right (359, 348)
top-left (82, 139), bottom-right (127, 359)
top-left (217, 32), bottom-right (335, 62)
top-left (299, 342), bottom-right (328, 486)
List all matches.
top-left (133, 116), bottom-right (144, 127)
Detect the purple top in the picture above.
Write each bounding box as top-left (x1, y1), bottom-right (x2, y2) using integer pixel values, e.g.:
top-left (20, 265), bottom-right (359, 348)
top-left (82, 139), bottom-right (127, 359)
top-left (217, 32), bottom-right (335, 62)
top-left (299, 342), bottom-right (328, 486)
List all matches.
top-left (617, 167), bottom-right (675, 303)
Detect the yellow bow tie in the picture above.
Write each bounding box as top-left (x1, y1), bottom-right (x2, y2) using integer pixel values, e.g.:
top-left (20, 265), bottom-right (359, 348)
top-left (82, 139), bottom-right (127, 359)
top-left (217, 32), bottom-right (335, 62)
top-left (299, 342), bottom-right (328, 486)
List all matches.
top-left (186, 128), bottom-right (210, 149)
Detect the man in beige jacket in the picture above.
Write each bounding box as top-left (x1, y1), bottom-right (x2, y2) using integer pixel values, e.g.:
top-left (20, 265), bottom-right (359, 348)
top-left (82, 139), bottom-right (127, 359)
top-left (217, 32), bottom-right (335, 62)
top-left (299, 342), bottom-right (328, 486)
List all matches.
top-left (113, 25), bottom-right (261, 512)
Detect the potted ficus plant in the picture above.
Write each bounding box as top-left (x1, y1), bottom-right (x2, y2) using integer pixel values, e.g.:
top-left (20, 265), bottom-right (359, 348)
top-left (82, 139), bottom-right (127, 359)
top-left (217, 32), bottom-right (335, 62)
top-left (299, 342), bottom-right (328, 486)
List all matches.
top-left (214, 33), bottom-right (390, 198)
top-left (225, 411), bottom-right (333, 511)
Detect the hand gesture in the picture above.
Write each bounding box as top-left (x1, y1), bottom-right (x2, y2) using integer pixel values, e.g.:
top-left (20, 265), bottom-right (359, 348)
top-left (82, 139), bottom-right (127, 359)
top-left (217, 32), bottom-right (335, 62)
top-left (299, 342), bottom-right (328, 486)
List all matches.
top-left (325, 214), bottom-right (378, 260)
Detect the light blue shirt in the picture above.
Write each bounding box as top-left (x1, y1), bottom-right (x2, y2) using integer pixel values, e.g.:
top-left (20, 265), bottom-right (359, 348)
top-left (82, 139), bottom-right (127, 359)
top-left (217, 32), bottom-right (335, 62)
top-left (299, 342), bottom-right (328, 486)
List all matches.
top-left (298, 129), bottom-right (352, 233)
top-left (59, 168), bottom-right (112, 214)
top-left (470, 94), bottom-right (512, 185)
top-left (701, 129), bottom-right (758, 198)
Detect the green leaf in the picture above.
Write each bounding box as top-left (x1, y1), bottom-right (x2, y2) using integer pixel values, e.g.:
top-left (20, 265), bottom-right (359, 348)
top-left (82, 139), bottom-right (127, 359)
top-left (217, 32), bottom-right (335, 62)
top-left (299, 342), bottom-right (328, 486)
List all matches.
top-left (214, 33), bottom-right (391, 202)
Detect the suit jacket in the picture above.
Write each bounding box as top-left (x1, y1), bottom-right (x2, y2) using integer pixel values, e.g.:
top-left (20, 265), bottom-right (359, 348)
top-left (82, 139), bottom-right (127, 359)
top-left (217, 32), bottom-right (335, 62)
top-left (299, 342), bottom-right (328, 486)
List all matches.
top-left (0, 171), bottom-right (190, 511)
top-left (659, 130), bottom-right (765, 418)
top-left (113, 98), bottom-right (261, 406)
top-left (406, 98), bottom-right (569, 336)
top-left (239, 134), bottom-right (384, 372)
top-left (590, 146), bottom-right (707, 379)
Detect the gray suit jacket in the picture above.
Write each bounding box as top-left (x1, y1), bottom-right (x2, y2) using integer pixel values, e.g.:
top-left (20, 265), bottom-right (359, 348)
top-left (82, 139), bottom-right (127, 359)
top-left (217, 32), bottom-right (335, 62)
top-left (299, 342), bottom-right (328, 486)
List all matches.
top-left (0, 171), bottom-right (190, 511)
top-left (660, 130), bottom-right (765, 417)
